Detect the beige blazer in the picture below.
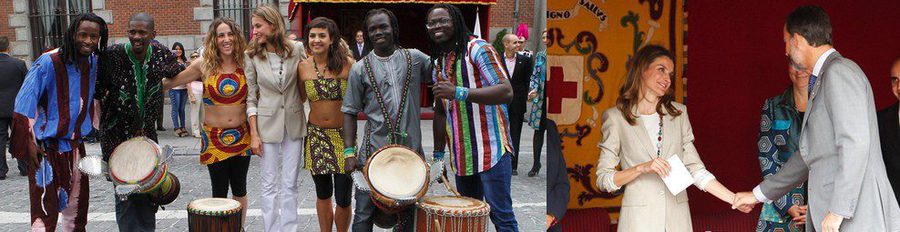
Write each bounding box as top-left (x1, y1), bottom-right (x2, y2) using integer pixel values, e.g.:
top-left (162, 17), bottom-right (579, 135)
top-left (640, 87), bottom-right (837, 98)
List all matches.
top-left (595, 102), bottom-right (714, 232)
top-left (245, 41), bottom-right (307, 143)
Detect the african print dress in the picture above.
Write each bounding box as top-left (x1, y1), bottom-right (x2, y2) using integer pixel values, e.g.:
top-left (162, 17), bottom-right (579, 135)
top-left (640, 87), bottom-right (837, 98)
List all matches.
top-left (199, 69), bottom-right (252, 165)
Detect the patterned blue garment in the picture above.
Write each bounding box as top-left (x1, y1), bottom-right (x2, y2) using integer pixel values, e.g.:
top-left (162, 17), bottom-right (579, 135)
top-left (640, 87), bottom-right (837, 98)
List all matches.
top-left (527, 50), bottom-right (546, 130)
top-left (14, 49), bottom-right (97, 153)
top-left (756, 88), bottom-right (807, 232)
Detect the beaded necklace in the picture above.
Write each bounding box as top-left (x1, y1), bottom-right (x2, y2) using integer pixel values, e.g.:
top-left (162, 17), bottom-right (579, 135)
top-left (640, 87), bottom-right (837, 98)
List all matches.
top-left (362, 48), bottom-right (413, 144)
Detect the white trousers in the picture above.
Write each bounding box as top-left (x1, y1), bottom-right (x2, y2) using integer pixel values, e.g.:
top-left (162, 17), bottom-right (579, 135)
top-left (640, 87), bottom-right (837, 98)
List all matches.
top-left (188, 90), bottom-right (202, 137)
top-left (260, 131), bottom-right (304, 232)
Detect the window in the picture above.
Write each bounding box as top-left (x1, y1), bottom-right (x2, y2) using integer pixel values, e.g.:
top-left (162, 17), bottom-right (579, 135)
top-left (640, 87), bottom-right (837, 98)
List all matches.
top-left (28, 0), bottom-right (92, 59)
top-left (213, 0), bottom-right (279, 40)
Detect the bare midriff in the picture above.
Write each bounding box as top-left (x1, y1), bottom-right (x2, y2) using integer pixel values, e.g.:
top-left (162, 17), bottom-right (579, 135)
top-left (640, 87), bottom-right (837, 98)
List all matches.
top-left (203, 104), bottom-right (248, 128)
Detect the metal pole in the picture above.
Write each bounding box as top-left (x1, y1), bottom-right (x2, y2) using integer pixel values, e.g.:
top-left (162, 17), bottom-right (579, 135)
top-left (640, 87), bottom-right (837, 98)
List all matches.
top-left (532, 0), bottom-right (547, 52)
top-left (513, 0), bottom-right (520, 34)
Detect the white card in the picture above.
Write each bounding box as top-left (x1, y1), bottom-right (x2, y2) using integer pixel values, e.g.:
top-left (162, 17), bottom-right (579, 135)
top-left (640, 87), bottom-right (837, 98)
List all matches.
top-left (661, 155), bottom-right (693, 195)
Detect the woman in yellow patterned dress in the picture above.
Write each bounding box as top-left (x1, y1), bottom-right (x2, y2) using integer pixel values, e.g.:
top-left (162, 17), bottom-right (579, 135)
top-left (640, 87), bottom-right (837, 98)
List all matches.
top-left (163, 17), bottom-right (252, 226)
top-left (298, 17), bottom-right (355, 232)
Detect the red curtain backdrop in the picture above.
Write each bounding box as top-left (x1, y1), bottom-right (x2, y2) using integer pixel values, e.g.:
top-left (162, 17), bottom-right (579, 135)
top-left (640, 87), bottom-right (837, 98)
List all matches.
top-left (687, 0), bottom-right (900, 221)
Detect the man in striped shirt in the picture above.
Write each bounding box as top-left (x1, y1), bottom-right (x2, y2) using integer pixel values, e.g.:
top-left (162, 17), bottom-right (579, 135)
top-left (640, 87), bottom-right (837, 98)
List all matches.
top-left (427, 4), bottom-right (519, 232)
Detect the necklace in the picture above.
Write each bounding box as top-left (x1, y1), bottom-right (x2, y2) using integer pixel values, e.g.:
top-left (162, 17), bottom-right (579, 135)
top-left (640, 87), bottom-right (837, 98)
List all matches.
top-left (363, 48), bottom-right (413, 144)
top-left (313, 56), bottom-right (325, 79)
top-left (656, 114), bottom-right (663, 157)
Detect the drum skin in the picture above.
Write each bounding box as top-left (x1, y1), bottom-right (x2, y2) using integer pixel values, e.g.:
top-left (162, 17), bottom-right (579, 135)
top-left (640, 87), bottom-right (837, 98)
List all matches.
top-left (187, 198), bottom-right (243, 232)
top-left (415, 196), bottom-right (490, 232)
top-left (364, 145), bottom-right (430, 213)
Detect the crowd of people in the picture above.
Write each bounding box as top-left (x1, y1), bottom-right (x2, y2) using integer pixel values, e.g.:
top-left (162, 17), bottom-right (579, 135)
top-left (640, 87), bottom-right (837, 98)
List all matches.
top-left (2, 3), bottom-right (548, 232)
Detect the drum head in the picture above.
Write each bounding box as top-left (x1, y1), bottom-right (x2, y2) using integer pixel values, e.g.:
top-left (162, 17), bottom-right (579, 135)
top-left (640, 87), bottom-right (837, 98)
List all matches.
top-left (367, 146), bottom-right (427, 199)
top-left (109, 137), bottom-right (160, 183)
top-left (188, 198), bottom-right (242, 215)
top-left (419, 196), bottom-right (489, 212)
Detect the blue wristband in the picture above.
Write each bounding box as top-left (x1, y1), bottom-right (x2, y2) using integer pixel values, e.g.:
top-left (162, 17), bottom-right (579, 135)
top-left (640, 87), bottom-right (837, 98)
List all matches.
top-left (454, 86), bottom-right (469, 101)
top-left (433, 151), bottom-right (445, 161)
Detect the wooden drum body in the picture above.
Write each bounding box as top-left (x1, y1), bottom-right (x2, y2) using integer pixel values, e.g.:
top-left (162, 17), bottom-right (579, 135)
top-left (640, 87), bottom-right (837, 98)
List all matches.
top-left (415, 196), bottom-right (490, 232)
top-left (187, 198), bottom-right (243, 232)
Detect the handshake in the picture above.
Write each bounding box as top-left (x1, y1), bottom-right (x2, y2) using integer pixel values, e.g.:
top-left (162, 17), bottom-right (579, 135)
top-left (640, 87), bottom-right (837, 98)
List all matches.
top-left (731, 192), bottom-right (808, 225)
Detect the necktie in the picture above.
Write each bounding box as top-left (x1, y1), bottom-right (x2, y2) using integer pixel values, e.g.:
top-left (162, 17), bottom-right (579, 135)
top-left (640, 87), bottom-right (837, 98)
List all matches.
top-left (808, 74), bottom-right (817, 97)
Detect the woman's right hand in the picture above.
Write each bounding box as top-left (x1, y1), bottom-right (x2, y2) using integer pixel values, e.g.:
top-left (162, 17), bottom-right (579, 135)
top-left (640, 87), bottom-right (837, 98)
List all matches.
top-left (250, 135), bottom-right (263, 157)
top-left (637, 157), bottom-right (671, 177)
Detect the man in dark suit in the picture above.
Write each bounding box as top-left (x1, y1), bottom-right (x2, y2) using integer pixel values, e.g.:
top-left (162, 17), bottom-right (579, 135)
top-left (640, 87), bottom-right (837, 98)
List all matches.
top-left (351, 30), bottom-right (369, 60)
top-left (878, 57), bottom-right (900, 204)
top-left (500, 33), bottom-right (533, 176)
top-left (545, 120), bottom-right (569, 232)
top-left (0, 36), bottom-right (27, 179)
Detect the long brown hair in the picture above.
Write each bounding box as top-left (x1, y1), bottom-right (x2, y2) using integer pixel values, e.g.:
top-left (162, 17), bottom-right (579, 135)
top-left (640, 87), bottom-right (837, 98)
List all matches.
top-left (201, 18), bottom-right (247, 76)
top-left (303, 17), bottom-right (350, 73)
top-left (246, 5), bottom-right (293, 60)
top-left (616, 44), bottom-right (681, 125)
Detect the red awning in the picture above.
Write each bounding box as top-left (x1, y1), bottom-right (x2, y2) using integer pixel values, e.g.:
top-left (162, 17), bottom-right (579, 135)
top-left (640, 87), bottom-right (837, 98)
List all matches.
top-left (292, 0), bottom-right (496, 5)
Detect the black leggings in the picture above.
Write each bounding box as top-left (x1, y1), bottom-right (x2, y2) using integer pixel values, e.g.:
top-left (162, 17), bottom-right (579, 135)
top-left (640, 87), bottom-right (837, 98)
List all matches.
top-left (312, 173), bottom-right (352, 207)
top-left (207, 156), bottom-right (251, 197)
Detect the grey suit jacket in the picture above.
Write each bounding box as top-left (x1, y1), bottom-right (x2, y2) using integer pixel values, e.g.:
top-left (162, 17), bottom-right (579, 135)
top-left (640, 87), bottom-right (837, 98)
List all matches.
top-left (245, 41), bottom-right (307, 143)
top-left (759, 52), bottom-right (900, 231)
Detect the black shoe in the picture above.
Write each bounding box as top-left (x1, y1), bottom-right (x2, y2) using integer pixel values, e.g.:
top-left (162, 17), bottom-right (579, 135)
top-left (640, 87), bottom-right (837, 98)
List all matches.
top-left (528, 165), bottom-right (541, 177)
top-left (0, 175), bottom-right (7, 180)
top-left (18, 171), bottom-right (26, 176)
top-left (157, 126), bottom-right (165, 131)
top-left (511, 170), bottom-right (518, 176)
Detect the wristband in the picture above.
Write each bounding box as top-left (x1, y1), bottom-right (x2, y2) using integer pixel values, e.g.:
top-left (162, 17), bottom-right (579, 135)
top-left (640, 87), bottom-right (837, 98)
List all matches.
top-left (433, 151), bottom-right (446, 161)
top-left (454, 86), bottom-right (469, 101)
top-left (343, 147), bottom-right (357, 158)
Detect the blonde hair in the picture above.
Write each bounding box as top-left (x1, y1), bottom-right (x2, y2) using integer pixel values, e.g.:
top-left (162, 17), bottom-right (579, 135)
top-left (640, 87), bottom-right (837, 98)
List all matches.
top-left (201, 17), bottom-right (247, 76)
top-left (246, 5), bottom-right (293, 60)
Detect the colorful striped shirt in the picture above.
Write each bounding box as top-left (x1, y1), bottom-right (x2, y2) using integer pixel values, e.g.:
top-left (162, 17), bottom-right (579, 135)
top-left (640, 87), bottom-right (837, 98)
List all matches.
top-left (12, 49), bottom-right (97, 153)
top-left (434, 38), bottom-right (514, 176)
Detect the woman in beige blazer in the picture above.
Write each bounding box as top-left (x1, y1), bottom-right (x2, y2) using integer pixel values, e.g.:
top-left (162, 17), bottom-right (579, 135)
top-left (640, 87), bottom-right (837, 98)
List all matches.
top-left (245, 5), bottom-right (307, 232)
top-left (595, 45), bottom-right (737, 231)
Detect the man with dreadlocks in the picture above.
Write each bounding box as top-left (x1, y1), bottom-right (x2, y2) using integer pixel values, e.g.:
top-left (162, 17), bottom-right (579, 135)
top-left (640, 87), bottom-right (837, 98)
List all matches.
top-left (427, 4), bottom-right (520, 232)
top-left (341, 8), bottom-right (431, 232)
top-left (10, 13), bottom-right (107, 231)
top-left (96, 12), bottom-right (184, 231)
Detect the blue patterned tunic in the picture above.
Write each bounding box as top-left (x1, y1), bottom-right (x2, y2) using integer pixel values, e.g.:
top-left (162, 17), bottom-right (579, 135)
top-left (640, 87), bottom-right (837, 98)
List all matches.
top-left (756, 88), bottom-right (807, 232)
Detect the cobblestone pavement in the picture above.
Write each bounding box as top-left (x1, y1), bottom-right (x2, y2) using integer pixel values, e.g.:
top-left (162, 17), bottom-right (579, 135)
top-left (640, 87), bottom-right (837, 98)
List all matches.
top-left (0, 107), bottom-right (547, 231)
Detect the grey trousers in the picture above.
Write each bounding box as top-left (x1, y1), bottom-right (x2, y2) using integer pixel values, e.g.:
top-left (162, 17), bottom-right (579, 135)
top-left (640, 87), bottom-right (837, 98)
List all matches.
top-left (115, 193), bottom-right (158, 232)
top-left (352, 189), bottom-right (416, 232)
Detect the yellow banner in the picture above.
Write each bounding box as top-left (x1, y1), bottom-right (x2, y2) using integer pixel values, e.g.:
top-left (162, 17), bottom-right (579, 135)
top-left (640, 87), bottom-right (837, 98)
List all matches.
top-left (546, 0), bottom-right (685, 220)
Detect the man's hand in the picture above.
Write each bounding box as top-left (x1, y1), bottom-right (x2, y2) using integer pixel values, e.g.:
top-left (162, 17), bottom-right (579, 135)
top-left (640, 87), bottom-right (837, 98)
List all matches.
top-left (26, 142), bottom-right (43, 173)
top-left (821, 212), bottom-right (844, 232)
top-left (528, 90), bottom-right (538, 100)
top-left (344, 156), bottom-right (359, 173)
top-left (731, 191), bottom-right (759, 213)
top-left (250, 135), bottom-right (263, 157)
top-left (788, 205), bottom-right (807, 225)
top-left (432, 80), bottom-right (457, 100)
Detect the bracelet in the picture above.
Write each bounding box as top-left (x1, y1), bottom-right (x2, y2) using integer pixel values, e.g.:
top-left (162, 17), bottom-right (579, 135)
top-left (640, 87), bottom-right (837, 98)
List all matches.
top-left (432, 150), bottom-right (446, 161)
top-left (343, 147), bottom-right (357, 159)
top-left (454, 86), bottom-right (469, 101)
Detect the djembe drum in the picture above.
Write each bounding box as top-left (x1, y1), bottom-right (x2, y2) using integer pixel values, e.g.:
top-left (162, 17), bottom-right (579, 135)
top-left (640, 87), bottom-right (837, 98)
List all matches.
top-left (187, 198), bottom-right (243, 232)
top-left (416, 196), bottom-right (490, 232)
top-left (108, 136), bottom-right (180, 205)
top-left (364, 145), bottom-right (430, 213)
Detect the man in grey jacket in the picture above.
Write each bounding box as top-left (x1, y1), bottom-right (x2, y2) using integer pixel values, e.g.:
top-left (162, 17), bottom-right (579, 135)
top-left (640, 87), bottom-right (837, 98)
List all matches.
top-left (732, 5), bottom-right (900, 232)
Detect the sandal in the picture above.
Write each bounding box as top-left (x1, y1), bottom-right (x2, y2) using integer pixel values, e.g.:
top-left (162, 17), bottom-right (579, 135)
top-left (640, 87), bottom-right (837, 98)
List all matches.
top-left (176, 128), bottom-right (188, 137)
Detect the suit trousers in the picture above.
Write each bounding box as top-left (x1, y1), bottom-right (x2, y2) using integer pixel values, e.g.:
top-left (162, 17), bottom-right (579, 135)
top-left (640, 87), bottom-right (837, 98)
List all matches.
top-left (508, 94), bottom-right (527, 171)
